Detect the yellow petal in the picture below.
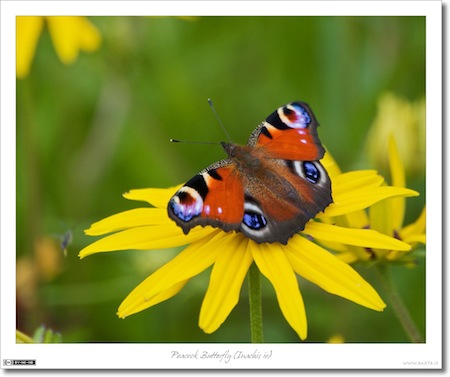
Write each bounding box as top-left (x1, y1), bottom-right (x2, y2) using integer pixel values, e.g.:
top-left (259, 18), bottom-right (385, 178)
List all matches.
top-left (315, 237), bottom-right (349, 253)
top-left (369, 198), bottom-right (395, 236)
top-left (304, 222), bottom-right (411, 251)
top-left (388, 136), bottom-right (406, 188)
top-left (323, 186), bottom-right (419, 217)
top-left (335, 251), bottom-right (360, 264)
top-left (79, 223), bottom-right (218, 258)
top-left (85, 208), bottom-right (169, 235)
top-left (322, 209), bottom-right (369, 231)
top-left (77, 17), bottom-right (102, 51)
top-left (128, 280), bottom-right (188, 311)
top-left (117, 232), bottom-right (223, 318)
top-left (16, 16), bottom-right (44, 78)
top-left (250, 242), bottom-right (307, 340)
top-left (286, 235), bottom-right (386, 311)
top-left (402, 234), bottom-right (426, 245)
top-left (366, 93), bottom-right (425, 175)
top-left (333, 170), bottom-right (384, 193)
top-left (124, 186), bottom-right (182, 208)
top-left (46, 16), bottom-right (101, 64)
top-left (328, 334), bottom-right (345, 343)
top-left (399, 206), bottom-right (426, 241)
top-left (199, 235), bottom-right (253, 333)
top-left (321, 150), bottom-right (342, 178)
top-left (388, 136), bottom-right (406, 229)
top-left (342, 210), bottom-right (370, 229)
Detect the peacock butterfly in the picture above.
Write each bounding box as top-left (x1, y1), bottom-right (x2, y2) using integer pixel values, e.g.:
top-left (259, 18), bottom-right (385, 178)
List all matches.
top-left (167, 101), bottom-right (332, 245)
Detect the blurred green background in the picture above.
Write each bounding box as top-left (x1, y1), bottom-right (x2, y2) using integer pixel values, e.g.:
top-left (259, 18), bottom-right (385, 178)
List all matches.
top-left (16, 16), bottom-right (425, 343)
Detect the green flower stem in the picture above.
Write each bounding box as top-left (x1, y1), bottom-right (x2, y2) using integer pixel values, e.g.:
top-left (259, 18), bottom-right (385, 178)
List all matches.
top-left (248, 262), bottom-right (264, 343)
top-left (376, 264), bottom-right (424, 343)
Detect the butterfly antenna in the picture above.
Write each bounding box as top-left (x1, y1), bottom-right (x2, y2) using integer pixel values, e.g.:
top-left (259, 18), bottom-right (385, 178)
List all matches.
top-left (170, 139), bottom-right (219, 145)
top-left (208, 98), bottom-right (232, 142)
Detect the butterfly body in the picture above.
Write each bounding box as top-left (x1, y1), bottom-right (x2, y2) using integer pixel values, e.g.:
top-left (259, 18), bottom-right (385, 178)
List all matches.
top-left (168, 102), bottom-right (332, 244)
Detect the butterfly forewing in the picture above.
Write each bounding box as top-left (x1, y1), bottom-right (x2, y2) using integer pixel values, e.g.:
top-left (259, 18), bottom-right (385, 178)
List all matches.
top-left (168, 161), bottom-right (244, 234)
top-left (249, 101), bottom-right (325, 161)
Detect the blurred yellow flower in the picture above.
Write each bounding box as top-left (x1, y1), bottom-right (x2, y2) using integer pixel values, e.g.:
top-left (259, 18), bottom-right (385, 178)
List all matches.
top-left (323, 138), bottom-right (425, 265)
top-left (79, 151), bottom-right (417, 340)
top-left (16, 330), bottom-right (34, 344)
top-left (365, 92), bottom-right (425, 176)
top-left (369, 136), bottom-right (425, 263)
top-left (327, 334), bottom-right (345, 343)
top-left (16, 16), bottom-right (101, 78)
top-left (16, 326), bottom-right (62, 343)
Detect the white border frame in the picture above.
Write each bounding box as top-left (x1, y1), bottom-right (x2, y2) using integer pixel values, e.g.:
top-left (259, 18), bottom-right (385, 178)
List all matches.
top-left (1, 1), bottom-right (442, 370)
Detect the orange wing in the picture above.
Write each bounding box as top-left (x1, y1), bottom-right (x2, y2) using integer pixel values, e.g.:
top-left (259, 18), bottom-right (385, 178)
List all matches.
top-left (248, 101), bottom-right (325, 161)
top-left (167, 161), bottom-right (245, 234)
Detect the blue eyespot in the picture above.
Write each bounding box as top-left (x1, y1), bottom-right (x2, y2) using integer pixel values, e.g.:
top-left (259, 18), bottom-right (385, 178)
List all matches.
top-left (169, 188), bottom-right (204, 222)
top-left (170, 200), bottom-right (195, 221)
top-left (291, 104), bottom-right (311, 127)
top-left (302, 161), bottom-right (320, 184)
top-left (243, 211), bottom-right (267, 230)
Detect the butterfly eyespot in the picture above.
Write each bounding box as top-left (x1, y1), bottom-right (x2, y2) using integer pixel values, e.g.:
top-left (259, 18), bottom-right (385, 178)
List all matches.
top-left (302, 161), bottom-right (320, 184)
top-left (283, 104), bottom-right (311, 129)
top-left (241, 200), bottom-right (268, 231)
top-left (272, 103), bottom-right (312, 130)
top-left (169, 187), bottom-right (203, 222)
top-left (243, 211), bottom-right (267, 230)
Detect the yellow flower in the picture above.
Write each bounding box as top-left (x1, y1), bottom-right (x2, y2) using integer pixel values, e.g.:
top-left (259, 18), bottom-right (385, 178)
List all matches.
top-left (325, 137), bottom-right (425, 265)
top-left (327, 334), bottom-right (345, 343)
top-left (79, 152), bottom-right (417, 340)
top-left (365, 92), bottom-right (425, 176)
top-left (16, 16), bottom-right (101, 78)
top-left (16, 16), bottom-right (44, 79)
top-left (370, 136), bottom-right (425, 263)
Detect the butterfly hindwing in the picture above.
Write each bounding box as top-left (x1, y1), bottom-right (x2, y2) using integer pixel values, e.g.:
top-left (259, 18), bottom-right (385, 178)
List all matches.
top-left (237, 157), bottom-right (331, 244)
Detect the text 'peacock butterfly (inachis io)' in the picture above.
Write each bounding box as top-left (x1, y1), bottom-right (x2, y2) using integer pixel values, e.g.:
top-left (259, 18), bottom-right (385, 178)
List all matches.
top-left (167, 101), bottom-right (333, 244)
